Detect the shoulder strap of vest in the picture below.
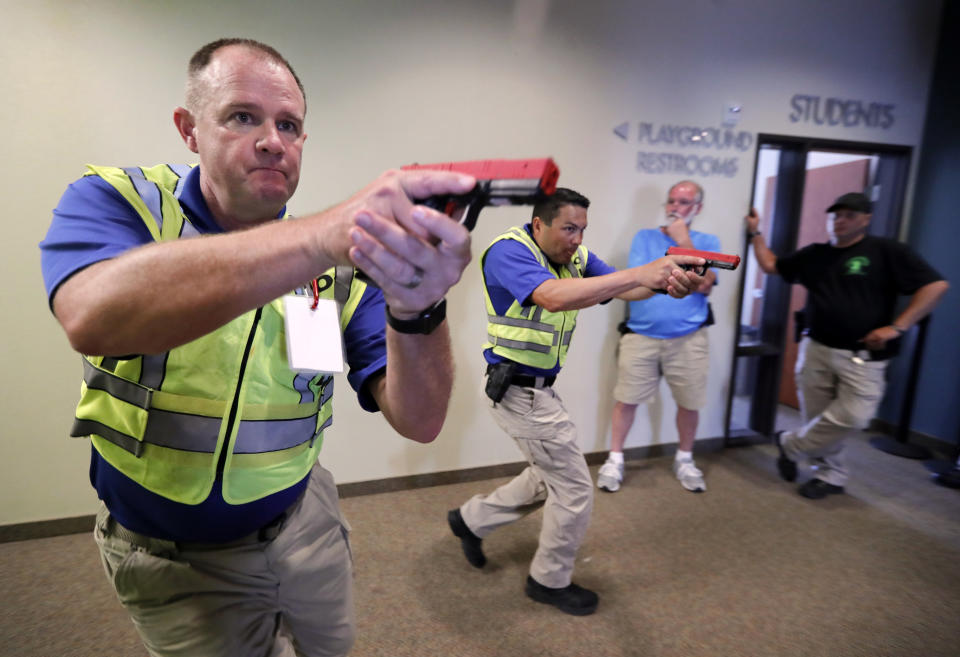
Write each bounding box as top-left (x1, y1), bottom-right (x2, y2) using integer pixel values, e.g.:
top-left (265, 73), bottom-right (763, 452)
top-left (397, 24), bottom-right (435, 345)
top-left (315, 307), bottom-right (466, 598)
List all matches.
top-left (334, 266), bottom-right (354, 306)
top-left (84, 164), bottom-right (196, 242)
top-left (332, 266), bottom-right (368, 332)
top-left (484, 226), bottom-right (547, 268)
top-left (565, 245), bottom-right (589, 278)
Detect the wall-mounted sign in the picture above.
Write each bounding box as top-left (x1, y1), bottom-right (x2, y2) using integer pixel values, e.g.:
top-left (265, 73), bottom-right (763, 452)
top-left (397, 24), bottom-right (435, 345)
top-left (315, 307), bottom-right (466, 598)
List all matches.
top-left (637, 123), bottom-right (754, 151)
top-left (789, 94), bottom-right (895, 129)
top-left (636, 151), bottom-right (740, 177)
top-left (614, 121), bottom-right (754, 179)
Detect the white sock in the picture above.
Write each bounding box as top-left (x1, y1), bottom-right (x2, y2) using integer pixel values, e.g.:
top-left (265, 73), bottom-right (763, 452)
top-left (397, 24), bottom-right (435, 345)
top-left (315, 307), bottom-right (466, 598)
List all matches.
top-left (609, 451), bottom-right (624, 465)
top-left (675, 449), bottom-right (693, 463)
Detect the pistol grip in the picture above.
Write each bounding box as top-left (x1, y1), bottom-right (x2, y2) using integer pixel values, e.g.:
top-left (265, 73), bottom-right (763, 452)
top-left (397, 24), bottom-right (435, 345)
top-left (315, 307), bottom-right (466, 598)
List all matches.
top-left (419, 181), bottom-right (487, 232)
top-left (461, 203), bottom-right (483, 231)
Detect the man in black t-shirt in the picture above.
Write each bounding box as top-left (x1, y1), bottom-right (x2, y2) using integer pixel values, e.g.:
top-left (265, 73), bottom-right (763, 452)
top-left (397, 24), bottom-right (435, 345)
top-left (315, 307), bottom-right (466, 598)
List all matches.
top-left (745, 193), bottom-right (948, 499)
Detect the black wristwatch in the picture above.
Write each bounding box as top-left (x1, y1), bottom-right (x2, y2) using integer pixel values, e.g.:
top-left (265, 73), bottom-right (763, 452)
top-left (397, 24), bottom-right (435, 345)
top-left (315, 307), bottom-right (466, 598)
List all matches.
top-left (747, 230), bottom-right (762, 239)
top-left (385, 298), bottom-right (447, 335)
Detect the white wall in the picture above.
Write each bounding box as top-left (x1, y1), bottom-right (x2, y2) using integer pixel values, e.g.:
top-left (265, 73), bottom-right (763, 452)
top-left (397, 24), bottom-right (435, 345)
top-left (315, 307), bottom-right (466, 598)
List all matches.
top-left (0, 0), bottom-right (941, 524)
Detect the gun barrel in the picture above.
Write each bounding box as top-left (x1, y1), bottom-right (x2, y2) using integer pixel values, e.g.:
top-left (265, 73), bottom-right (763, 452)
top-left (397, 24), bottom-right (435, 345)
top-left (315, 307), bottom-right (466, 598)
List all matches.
top-left (485, 178), bottom-right (548, 204)
top-left (401, 158), bottom-right (559, 196)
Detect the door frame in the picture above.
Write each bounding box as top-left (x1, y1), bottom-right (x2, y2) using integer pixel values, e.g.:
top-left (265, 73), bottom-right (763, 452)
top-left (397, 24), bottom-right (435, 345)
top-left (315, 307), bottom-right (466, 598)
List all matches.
top-left (723, 133), bottom-right (913, 444)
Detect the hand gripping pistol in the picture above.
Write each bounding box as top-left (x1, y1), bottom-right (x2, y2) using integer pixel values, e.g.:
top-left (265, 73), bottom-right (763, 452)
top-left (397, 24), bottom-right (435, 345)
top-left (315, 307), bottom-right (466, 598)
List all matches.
top-left (651, 247), bottom-right (741, 294)
top-left (665, 246), bottom-right (741, 275)
top-left (400, 157), bottom-right (560, 231)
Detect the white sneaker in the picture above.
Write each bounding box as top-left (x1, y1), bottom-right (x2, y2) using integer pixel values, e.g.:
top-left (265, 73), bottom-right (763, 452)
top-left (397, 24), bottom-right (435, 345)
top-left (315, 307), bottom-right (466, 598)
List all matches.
top-left (673, 459), bottom-right (706, 493)
top-left (597, 459), bottom-right (624, 492)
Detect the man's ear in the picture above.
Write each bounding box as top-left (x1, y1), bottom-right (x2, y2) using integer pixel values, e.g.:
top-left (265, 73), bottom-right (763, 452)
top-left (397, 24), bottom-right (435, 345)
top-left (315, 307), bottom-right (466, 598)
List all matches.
top-left (173, 107), bottom-right (199, 154)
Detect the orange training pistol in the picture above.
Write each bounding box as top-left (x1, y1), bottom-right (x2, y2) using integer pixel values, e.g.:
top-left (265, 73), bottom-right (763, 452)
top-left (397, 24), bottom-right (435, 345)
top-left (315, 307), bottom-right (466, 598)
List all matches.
top-left (400, 158), bottom-right (560, 231)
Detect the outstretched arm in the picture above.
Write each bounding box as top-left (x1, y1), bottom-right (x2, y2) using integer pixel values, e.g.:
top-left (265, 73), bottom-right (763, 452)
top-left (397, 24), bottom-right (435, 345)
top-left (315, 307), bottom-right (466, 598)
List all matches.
top-left (531, 254), bottom-right (705, 311)
top-left (615, 267), bottom-right (714, 301)
top-left (53, 169), bottom-right (476, 356)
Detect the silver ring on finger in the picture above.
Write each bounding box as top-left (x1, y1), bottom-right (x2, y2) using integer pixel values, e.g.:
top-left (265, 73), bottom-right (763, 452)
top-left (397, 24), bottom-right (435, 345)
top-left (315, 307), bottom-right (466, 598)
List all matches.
top-left (404, 267), bottom-right (424, 290)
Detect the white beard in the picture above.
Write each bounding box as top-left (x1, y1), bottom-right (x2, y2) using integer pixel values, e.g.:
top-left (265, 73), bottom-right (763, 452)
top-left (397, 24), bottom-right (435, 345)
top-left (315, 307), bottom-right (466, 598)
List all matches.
top-left (658, 210), bottom-right (697, 228)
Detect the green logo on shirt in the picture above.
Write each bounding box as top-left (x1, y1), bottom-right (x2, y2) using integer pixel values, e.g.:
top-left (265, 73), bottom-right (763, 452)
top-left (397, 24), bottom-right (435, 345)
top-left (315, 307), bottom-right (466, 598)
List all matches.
top-left (844, 256), bottom-right (870, 275)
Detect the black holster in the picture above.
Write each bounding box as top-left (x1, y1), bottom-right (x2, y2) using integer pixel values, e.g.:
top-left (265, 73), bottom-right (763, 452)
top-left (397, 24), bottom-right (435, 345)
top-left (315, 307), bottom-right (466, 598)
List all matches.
top-left (484, 361), bottom-right (516, 403)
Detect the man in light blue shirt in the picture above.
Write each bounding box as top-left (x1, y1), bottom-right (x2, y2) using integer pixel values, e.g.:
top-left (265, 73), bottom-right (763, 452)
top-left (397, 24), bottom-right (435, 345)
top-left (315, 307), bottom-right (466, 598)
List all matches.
top-left (598, 181), bottom-right (720, 493)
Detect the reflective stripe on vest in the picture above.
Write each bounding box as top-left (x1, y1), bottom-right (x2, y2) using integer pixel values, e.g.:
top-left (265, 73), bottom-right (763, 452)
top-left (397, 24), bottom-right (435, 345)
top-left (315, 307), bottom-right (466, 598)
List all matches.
top-left (72, 164), bottom-right (367, 504)
top-left (481, 226), bottom-right (588, 369)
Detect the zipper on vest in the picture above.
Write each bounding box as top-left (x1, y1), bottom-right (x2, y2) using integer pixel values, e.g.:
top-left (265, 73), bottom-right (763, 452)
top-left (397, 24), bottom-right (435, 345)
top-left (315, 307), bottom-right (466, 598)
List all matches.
top-left (216, 307), bottom-right (263, 477)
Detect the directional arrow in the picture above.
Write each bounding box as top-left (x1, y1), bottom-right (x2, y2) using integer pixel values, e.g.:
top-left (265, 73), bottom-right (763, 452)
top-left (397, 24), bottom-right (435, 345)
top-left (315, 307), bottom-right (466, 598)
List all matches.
top-left (613, 121), bottom-right (629, 141)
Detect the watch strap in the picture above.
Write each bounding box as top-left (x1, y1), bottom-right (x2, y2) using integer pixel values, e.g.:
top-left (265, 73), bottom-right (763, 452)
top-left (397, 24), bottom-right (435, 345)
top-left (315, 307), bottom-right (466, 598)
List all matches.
top-left (385, 298), bottom-right (447, 335)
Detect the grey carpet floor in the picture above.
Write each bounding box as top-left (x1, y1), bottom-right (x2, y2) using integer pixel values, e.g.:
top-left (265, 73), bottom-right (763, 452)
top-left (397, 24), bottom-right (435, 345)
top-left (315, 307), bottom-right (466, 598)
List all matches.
top-left (2, 438), bottom-right (958, 657)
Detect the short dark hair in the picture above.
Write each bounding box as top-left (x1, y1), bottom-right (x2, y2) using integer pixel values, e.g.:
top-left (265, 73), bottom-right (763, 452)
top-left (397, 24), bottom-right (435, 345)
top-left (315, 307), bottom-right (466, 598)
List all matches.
top-left (532, 187), bottom-right (590, 225)
top-left (186, 38), bottom-right (306, 111)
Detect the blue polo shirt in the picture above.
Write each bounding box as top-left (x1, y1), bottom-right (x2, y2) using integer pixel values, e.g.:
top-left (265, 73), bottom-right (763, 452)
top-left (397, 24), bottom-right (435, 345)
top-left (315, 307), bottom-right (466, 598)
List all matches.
top-left (625, 228), bottom-right (721, 339)
top-left (482, 223), bottom-right (616, 377)
top-left (40, 166), bottom-right (388, 542)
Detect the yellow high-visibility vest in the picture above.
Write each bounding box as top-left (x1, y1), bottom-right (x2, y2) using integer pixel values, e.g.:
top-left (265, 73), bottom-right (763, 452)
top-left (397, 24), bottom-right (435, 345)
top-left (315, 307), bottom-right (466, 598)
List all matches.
top-left (70, 164), bottom-right (366, 504)
top-left (481, 226), bottom-right (588, 370)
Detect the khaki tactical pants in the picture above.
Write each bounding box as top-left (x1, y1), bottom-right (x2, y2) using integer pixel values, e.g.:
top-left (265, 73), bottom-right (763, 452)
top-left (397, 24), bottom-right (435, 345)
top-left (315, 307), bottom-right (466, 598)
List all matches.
top-left (94, 463), bottom-right (354, 657)
top-left (461, 380), bottom-right (594, 588)
top-left (782, 337), bottom-right (888, 487)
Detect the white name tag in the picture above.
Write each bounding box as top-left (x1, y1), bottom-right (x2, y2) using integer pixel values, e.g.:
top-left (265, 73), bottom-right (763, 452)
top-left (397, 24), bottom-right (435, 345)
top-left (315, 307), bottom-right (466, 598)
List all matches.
top-left (282, 296), bottom-right (345, 374)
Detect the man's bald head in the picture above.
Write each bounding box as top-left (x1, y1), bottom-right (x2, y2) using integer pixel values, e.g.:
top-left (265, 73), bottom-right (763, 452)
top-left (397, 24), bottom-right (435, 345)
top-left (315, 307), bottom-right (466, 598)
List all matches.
top-left (669, 180), bottom-right (704, 205)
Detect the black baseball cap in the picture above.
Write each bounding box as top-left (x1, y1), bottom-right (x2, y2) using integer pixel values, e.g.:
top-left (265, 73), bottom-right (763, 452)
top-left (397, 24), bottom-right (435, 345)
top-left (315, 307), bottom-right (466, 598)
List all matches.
top-left (827, 192), bottom-right (872, 214)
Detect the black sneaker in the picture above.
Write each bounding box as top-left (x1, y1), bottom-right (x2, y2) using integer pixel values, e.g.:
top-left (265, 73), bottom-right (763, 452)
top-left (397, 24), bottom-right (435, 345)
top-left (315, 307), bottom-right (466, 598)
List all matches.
top-left (524, 575), bottom-right (598, 616)
top-left (798, 478), bottom-right (844, 499)
top-left (775, 431), bottom-right (798, 482)
top-left (447, 509), bottom-right (486, 568)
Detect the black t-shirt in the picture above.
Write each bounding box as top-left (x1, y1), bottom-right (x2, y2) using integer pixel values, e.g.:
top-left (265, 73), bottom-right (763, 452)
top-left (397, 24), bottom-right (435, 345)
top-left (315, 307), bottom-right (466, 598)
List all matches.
top-left (776, 236), bottom-right (943, 350)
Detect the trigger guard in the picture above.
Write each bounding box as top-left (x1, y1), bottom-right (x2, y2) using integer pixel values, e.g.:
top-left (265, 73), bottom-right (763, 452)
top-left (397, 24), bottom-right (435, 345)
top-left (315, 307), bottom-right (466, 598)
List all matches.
top-left (681, 264), bottom-right (707, 277)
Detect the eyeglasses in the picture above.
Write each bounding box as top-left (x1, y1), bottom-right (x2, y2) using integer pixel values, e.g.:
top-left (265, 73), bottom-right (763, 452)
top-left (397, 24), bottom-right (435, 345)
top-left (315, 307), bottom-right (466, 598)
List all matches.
top-left (664, 199), bottom-right (698, 207)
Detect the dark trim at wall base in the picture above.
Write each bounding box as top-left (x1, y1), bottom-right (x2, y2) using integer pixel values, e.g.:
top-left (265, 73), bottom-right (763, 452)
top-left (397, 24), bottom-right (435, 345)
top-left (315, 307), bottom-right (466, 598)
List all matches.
top-left (867, 419), bottom-right (957, 459)
top-left (0, 515), bottom-right (97, 544)
top-left (337, 460), bottom-right (529, 499)
top-left (17, 432), bottom-right (915, 544)
top-left (2, 441), bottom-right (726, 544)
top-left (336, 437), bottom-right (727, 498)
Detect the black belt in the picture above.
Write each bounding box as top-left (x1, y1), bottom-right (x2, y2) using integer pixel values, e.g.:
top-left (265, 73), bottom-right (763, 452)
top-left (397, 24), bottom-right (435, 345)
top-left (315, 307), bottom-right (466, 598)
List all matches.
top-left (485, 363), bottom-right (555, 389)
top-left (808, 337), bottom-right (897, 361)
top-left (509, 374), bottom-right (556, 388)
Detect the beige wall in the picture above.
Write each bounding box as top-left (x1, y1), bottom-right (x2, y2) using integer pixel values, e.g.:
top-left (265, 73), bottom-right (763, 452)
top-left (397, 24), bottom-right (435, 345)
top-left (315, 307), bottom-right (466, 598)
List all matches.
top-left (0, 0), bottom-right (941, 524)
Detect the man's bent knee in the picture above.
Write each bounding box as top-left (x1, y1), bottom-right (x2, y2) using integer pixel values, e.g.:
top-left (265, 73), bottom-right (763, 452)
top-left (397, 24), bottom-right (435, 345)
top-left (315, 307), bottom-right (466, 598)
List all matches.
top-left (823, 406), bottom-right (875, 431)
